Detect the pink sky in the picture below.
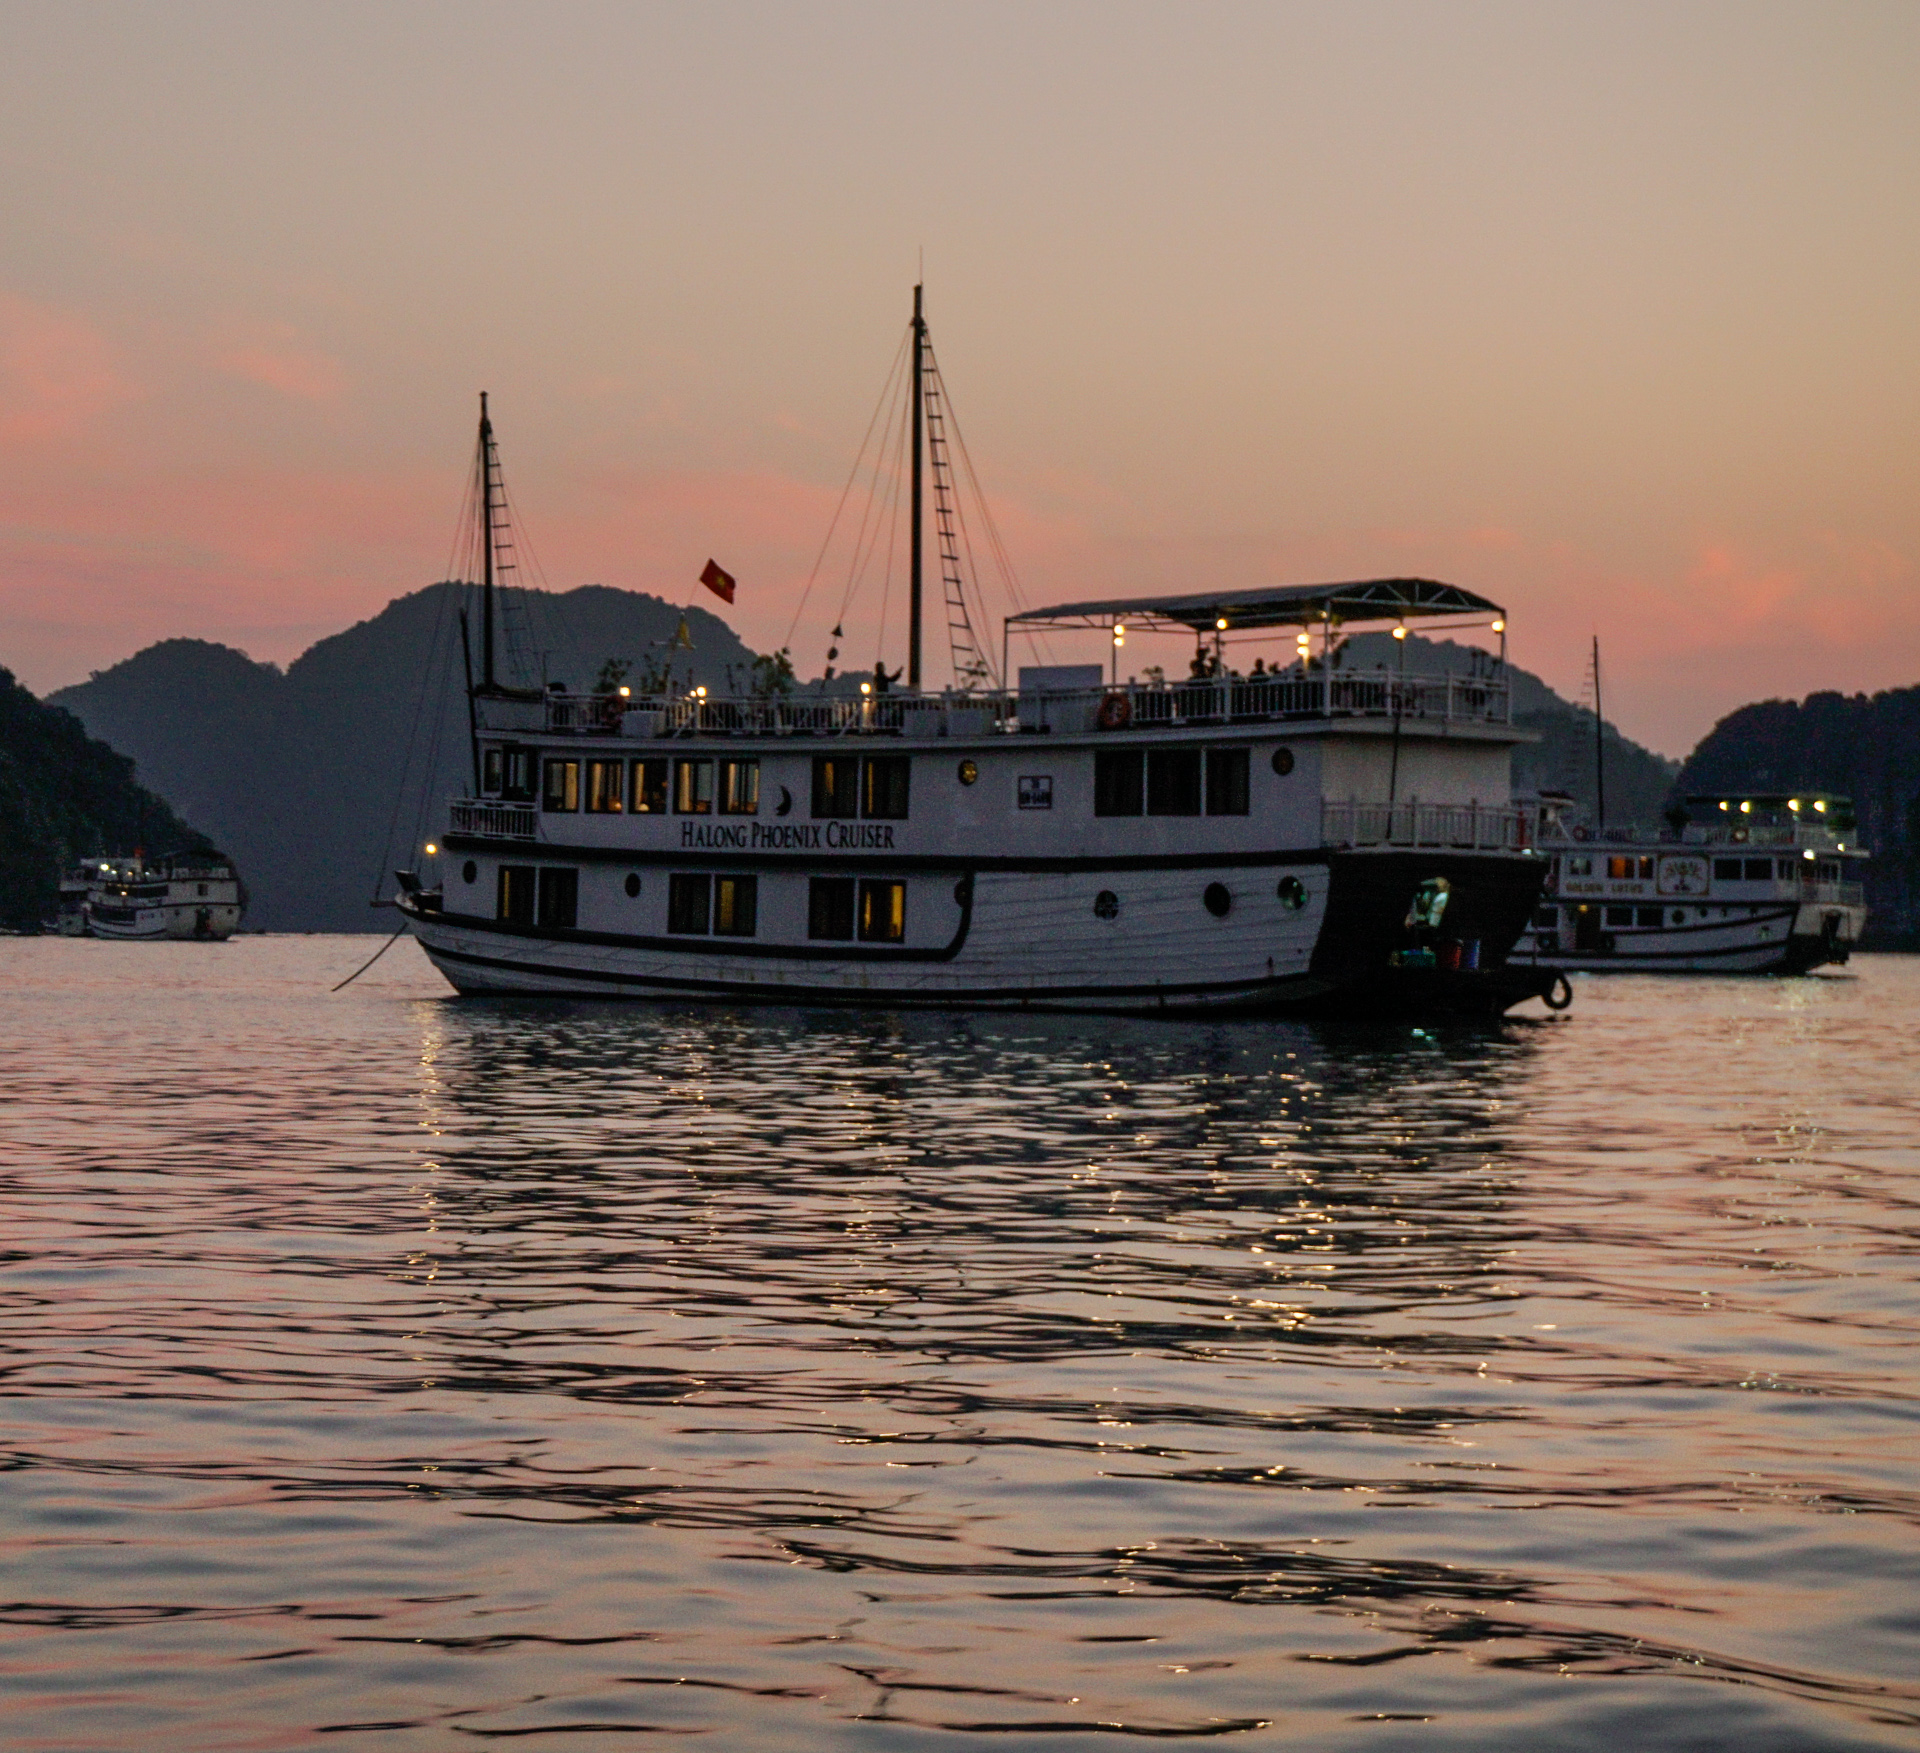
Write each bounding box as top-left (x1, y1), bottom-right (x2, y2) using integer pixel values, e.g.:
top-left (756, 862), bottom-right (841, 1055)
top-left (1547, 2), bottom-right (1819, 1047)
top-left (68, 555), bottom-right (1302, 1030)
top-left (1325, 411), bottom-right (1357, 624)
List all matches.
top-left (3, 1), bottom-right (1916, 755)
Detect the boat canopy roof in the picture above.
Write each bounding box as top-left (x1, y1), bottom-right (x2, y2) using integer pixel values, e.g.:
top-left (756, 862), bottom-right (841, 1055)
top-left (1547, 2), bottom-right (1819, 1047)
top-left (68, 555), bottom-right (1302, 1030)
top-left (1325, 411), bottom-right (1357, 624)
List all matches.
top-left (1007, 577), bottom-right (1503, 634)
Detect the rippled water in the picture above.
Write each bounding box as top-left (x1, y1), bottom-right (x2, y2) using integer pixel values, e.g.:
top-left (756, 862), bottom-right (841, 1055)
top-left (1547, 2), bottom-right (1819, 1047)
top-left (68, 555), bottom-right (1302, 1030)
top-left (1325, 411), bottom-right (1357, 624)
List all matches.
top-left (3, 938), bottom-right (1918, 1751)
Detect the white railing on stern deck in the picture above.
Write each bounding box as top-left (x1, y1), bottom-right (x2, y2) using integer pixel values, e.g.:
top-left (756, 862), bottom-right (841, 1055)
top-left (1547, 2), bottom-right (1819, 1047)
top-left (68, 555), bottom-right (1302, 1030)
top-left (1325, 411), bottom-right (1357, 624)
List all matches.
top-left (449, 800), bottom-right (538, 840)
top-left (1322, 800), bottom-right (1530, 852)
top-left (526, 667), bottom-right (1512, 739)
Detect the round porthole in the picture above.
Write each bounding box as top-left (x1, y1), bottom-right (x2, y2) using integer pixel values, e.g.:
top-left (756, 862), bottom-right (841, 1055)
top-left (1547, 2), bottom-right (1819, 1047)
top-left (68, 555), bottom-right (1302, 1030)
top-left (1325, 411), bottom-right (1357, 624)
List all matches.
top-left (1203, 882), bottom-right (1232, 918)
top-left (1093, 890), bottom-right (1119, 920)
top-left (1271, 747), bottom-right (1295, 776)
top-left (624, 873), bottom-right (642, 898)
top-left (1277, 875), bottom-right (1306, 911)
top-left (953, 876), bottom-right (974, 906)
top-left (461, 860), bottom-right (477, 885)
top-left (957, 759), bottom-right (979, 785)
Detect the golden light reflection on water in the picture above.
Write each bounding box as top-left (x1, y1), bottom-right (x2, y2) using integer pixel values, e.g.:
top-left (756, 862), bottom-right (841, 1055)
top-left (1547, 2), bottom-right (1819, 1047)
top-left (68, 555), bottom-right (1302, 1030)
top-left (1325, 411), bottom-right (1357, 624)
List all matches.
top-left (0, 938), bottom-right (1916, 1749)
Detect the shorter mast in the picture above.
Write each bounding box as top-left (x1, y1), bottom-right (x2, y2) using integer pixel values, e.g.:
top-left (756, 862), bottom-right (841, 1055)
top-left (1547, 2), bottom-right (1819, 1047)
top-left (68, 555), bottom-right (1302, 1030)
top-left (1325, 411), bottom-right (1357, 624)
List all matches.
top-left (1592, 634), bottom-right (1606, 832)
top-left (479, 392), bottom-right (497, 692)
top-left (909, 284), bottom-right (925, 692)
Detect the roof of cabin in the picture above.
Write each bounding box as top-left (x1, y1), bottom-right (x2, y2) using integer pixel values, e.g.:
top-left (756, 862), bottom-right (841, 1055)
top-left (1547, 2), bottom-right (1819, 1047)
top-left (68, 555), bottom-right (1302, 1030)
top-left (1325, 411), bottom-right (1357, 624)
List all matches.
top-left (1008, 577), bottom-right (1502, 633)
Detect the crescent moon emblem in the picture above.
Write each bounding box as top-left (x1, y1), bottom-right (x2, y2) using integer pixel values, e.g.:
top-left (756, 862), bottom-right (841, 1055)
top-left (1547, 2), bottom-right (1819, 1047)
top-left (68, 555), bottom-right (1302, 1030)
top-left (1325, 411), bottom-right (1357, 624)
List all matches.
top-left (776, 786), bottom-right (793, 816)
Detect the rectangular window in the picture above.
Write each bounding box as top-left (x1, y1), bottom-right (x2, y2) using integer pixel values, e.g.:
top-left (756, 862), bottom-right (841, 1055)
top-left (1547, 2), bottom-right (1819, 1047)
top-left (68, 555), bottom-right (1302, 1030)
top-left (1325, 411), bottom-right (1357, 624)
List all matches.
top-left (1205, 747), bottom-right (1250, 816)
top-left (482, 747), bottom-right (504, 794)
top-left (1566, 856), bottom-right (1593, 877)
top-left (632, 758), bottom-right (668, 814)
top-left (1635, 905), bottom-right (1664, 928)
top-left (1146, 748), bottom-right (1202, 815)
top-left (1743, 858), bottom-right (1772, 881)
top-left (863, 755), bottom-right (911, 820)
top-left (674, 758), bottom-right (714, 814)
top-left (812, 755), bottom-right (859, 819)
top-left (667, 872), bottom-right (712, 934)
top-left (1604, 905), bottom-right (1634, 926)
top-left (1638, 856), bottom-right (1656, 880)
top-left (1777, 860), bottom-right (1797, 879)
top-left (501, 748), bottom-right (536, 801)
top-left (1607, 855), bottom-right (1633, 879)
top-left (1533, 906), bottom-right (1560, 928)
top-left (858, 879), bottom-right (906, 943)
top-left (720, 759), bottom-right (760, 816)
top-left (713, 874), bottom-right (758, 936)
top-left (536, 867), bottom-right (579, 928)
top-left (585, 759), bottom-right (624, 813)
top-left (542, 758), bottom-right (580, 812)
top-left (1094, 750), bottom-right (1144, 817)
top-left (1713, 858), bottom-right (1742, 880)
top-left (808, 876), bottom-right (856, 940)
top-left (498, 864), bottom-right (536, 925)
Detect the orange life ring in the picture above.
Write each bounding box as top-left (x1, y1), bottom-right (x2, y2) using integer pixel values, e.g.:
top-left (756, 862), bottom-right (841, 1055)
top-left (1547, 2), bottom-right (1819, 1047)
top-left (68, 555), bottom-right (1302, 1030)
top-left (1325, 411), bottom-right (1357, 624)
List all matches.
top-left (1097, 691), bottom-right (1133, 731)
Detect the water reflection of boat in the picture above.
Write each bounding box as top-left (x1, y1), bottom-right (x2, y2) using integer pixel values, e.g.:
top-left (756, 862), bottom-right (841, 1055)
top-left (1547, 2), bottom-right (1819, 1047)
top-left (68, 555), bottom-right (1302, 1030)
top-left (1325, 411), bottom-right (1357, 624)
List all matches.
top-left (61, 852), bottom-right (247, 941)
top-left (398, 293), bottom-right (1565, 1018)
top-left (1518, 792), bottom-right (1867, 974)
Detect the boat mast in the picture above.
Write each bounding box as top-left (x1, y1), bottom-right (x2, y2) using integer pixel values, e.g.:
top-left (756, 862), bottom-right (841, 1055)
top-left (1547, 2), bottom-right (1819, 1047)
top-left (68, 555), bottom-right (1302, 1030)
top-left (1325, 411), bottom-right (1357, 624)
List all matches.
top-left (480, 391), bottom-right (496, 691)
top-left (909, 284), bottom-right (925, 691)
top-left (1592, 634), bottom-right (1606, 832)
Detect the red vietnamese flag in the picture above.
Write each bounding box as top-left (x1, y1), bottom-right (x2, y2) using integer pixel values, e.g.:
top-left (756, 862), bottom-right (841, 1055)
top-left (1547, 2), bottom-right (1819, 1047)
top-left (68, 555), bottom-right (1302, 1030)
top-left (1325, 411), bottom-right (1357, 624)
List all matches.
top-left (699, 558), bottom-right (736, 604)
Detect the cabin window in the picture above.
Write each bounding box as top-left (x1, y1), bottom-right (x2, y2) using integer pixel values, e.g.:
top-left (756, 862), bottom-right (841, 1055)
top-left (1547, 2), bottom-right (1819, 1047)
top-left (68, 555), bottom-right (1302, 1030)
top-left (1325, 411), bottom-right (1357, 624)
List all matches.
top-left (1713, 858), bottom-right (1742, 880)
top-left (1146, 748), bottom-right (1202, 816)
top-left (585, 759), bottom-right (624, 813)
top-left (536, 868), bottom-right (578, 928)
top-left (1604, 905), bottom-right (1634, 926)
top-left (482, 748), bottom-right (503, 794)
top-left (632, 758), bottom-right (668, 814)
top-left (808, 876), bottom-right (856, 939)
top-left (1606, 855), bottom-right (1653, 880)
top-left (1205, 748), bottom-right (1250, 816)
top-left (1777, 860), bottom-right (1797, 879)
top-left (668, 872), bottom-right (712, 934)
top-left (542, 759), bottom-right (579, 812)
top-left (674, 759), bottom-right (714, 815)
top-left (1533, 906), bottom-right (1559, 927)
top-left (1565, 855), bottom-right (1593, 877)
top-left (863, 756), bottom-right (911, 820)
top-left (1819, 861), bottom-right (1839, 883)
top-left (812, 756), bottom-right (859, 819)
top-left (858, 879), bottom-right (906, 943)
top-left (1743, 858), bottom-right (1772, 880)
top-left (1094, 750), bottom-right (1144, 816)
top-left (501, 748), bottom-right (536, 801)
top-left (1635, 906), bottom-right (1663, 928)
top-left (720, 759), bottom-right (759, 816)
top-left (713, 874), bottom-right (758, 937)
top-left (498, 865), bottom-right (536, 925)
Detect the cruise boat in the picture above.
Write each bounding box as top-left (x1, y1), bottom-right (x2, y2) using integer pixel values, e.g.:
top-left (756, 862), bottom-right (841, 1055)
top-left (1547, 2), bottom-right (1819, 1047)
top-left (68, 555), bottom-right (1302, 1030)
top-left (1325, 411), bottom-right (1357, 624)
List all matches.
top-left (397, 302), bottom-right (1567, 1017)
top-left (69, 852), bottom-right (247, 940)
top-left (1516, 792), bottom-right (1867, 974)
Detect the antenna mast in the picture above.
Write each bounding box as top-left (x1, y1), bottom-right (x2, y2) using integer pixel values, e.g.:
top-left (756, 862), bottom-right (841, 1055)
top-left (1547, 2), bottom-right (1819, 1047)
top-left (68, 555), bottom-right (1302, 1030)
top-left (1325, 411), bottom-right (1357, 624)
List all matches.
top-left (479, 392), bottom-right (496, 691)
top-left (1592, 634), bottom-right (1606, 832)
top-left (909, 284), bottom-right (925, 691)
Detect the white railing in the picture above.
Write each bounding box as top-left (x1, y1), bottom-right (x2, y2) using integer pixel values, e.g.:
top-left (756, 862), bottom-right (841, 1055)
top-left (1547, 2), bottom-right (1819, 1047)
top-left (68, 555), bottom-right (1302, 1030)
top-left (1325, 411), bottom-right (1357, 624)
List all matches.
top-left (1323, 799), bottom-right (1531, 851)
top-left (518, 668), bottom-right (1511, 740)
top-left (449, 800), bottom-right (538, 839)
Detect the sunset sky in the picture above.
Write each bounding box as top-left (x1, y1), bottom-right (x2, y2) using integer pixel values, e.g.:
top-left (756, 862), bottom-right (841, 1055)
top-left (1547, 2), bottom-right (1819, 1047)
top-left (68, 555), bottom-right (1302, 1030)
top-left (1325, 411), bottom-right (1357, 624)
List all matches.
top-left (3, 1), bottom-right (1915, 753)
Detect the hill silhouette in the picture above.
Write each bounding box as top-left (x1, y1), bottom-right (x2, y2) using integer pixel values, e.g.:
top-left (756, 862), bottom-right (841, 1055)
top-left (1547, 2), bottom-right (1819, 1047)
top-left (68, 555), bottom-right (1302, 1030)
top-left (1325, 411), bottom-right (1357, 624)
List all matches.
top-left (0, 665), bottom-right (211, 929)
top-left (51, 584), bottom-right (757, 930)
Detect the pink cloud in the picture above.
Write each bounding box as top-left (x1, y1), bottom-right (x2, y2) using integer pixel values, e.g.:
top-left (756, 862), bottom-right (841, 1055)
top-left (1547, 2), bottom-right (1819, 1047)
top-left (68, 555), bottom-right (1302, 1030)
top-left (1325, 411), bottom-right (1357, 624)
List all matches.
top-left (213, 326), bottom-right (346, 403)
top-left (0, 292), bottom-right (136, 443)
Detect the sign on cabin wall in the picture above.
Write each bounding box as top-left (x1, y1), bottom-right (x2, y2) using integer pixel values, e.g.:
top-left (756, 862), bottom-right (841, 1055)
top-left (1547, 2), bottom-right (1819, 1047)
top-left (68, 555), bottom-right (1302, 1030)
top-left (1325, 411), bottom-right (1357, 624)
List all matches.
top-left (1657, 855), bottom-right (1710, 897)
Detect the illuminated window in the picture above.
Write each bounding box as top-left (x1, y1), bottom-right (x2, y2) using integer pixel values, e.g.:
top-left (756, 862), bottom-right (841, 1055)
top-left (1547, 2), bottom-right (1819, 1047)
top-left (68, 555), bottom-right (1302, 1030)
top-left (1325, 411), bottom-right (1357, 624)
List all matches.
top-left (585, 759), bottom-right (624, 813)
top-left (812, 756), bottom-right (859, 819)
top-left (858, 880), bottom-right (906, 943)
top-left (713, 874), bottom-right (758, 936)
top-left (674, 759), bottom-right (714, 814)
top-left (863, 756), bottom-right (911, 819)
top-left (497, 865), bottom-right (536, 925)
top-left (631, 758), bottom-right (668, 813)
top-left (720, 759), bottom-right (759, 816)
top-left (541, 759), bottom-right (579, 812)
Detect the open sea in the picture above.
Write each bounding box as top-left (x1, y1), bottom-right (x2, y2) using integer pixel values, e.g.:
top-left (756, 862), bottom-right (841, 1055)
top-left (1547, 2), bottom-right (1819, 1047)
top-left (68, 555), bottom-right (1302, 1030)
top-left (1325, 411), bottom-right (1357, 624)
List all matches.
top-left (2, 936), bottom-right (1917, 1752)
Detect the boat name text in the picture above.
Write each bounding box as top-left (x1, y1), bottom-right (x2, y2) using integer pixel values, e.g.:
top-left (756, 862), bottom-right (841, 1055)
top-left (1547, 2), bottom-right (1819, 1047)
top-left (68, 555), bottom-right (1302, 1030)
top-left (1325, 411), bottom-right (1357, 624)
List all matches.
top-left (680, 821), bottom-right (897, 852)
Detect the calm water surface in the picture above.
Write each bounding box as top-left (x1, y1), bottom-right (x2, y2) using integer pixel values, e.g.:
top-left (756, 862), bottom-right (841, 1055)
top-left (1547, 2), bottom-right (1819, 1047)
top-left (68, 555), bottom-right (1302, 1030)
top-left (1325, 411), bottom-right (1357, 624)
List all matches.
top-left (2, 939), bottom-right (1917, 1751)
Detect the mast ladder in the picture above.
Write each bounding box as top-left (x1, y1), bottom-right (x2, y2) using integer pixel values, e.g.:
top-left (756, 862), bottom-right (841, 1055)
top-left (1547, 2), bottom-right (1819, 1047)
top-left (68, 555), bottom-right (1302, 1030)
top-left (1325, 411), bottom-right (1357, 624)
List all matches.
top-left (920, 351), bottom-right (992, 690)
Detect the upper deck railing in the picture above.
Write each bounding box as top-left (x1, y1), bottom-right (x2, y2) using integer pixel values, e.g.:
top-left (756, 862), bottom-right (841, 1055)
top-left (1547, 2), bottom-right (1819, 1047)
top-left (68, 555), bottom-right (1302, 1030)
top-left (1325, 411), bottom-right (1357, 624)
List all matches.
top-left (514, 668), bottom-right (1513, 740)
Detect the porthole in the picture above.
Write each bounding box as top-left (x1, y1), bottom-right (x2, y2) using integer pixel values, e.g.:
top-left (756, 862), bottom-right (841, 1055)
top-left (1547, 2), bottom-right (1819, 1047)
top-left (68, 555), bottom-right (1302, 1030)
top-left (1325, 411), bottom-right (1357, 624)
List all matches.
top-left (957, 759), bottom-right (979, 785)
top-left (1277, 875), bottom-right (1306, 911)
top-left (1093, 890), bottom-right (1119, 920)
top-left (624, 873), bottom-right (642, 898)
top-left (1270, 747), bottom-right (1295, 777)
top-left (1203, 882), bottom-right (1232, 918)
top-left (953, 875), bottom-right (974, 906)
top-left (461, 860), bottom-right (477, 885)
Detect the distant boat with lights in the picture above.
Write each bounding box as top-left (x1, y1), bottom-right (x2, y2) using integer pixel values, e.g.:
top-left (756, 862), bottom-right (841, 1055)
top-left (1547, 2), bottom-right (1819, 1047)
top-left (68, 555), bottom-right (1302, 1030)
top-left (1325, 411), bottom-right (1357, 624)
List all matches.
top-left (58, 852), bottom-right (247, 940)
top-left (396, 290), bottom-right (1567, 1017)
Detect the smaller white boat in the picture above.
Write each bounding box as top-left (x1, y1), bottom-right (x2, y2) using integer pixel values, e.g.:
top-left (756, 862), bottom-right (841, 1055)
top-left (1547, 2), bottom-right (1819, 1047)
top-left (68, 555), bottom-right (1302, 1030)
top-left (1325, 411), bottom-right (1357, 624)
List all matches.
top-left (1517, 792), bottom-right (1866, 974)
top-left (72, 852), bottom-right (247, 941)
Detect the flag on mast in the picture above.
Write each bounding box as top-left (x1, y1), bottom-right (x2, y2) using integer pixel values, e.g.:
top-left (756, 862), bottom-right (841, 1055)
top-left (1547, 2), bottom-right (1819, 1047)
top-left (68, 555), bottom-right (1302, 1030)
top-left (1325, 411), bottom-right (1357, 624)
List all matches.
top-left (699, 558), bottom-right (736, 604)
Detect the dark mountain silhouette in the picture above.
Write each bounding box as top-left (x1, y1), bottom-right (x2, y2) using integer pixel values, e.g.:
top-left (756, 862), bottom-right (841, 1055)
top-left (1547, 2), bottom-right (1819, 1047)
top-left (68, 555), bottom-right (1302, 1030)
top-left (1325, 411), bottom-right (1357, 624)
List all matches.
top-left (0, 664), bottom-right (211, 930)
top-left (51, 584), bottom-right (757, 930)
top-left (1678, 687), bottom-right (1920, 947)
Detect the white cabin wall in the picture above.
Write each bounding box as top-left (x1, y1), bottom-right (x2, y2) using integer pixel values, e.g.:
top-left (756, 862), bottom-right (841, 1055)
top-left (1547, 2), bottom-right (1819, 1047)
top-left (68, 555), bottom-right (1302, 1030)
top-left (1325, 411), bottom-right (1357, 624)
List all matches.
top-left (1318, 735), bottom-right (1512, 806)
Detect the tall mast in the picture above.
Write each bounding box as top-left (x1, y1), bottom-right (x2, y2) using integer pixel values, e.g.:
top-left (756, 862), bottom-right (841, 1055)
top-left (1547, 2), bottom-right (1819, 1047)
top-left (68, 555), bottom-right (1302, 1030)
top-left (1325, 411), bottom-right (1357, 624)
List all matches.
top-left (909, 284), bottom-right (925, 691)
top-left (479, 391), bottom-right (496, 691)
top-left (1592, 634), bottom-right (1606, 832)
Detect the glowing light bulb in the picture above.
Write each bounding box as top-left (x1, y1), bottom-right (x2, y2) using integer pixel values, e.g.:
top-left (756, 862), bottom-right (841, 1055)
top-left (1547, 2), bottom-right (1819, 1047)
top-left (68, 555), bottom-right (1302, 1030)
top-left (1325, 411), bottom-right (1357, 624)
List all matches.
top-left (1215, 618), bottom-right (1229, 631)
top-left (1392, 625), bottom-right (1408, 641)
top-left (1814, 799), bottom-right (1827, 812)
top-left (1788, 798), bottom-right (1800, 811)
top-left (1491, 619), bottom-right (1505, 633)
top-left (618, 685), bottom-right (631, 698)
top-left (425, 843), bottom-right (437, 856)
